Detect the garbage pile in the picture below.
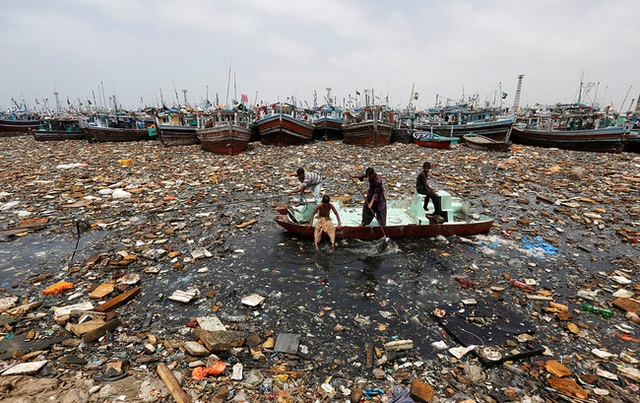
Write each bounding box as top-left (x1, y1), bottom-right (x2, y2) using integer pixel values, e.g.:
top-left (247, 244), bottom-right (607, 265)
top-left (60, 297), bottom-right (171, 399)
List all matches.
top-left (0, 137), bottom-right (638, 402)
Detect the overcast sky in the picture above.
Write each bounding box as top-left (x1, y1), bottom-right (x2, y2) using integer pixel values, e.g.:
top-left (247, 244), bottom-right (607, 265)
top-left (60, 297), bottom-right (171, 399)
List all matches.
top-left (2, 0), bottom-right (639, 113)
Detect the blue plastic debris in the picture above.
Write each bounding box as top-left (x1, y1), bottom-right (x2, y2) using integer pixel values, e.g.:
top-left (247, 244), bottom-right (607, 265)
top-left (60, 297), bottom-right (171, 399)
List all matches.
top-left (522, 237), bottom-right (559, 257)
top-left (363, 388), bottom-right (385, 399)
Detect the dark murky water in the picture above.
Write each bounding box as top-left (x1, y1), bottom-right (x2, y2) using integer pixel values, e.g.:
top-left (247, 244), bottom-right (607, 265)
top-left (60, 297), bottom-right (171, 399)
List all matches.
top-left (1, 214), bottom-right (624, 372)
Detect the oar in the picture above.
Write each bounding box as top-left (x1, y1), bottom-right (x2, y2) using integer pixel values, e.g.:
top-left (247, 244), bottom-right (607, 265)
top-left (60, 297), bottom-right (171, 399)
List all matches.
top-left (348, 174), bottom-right (390, 244)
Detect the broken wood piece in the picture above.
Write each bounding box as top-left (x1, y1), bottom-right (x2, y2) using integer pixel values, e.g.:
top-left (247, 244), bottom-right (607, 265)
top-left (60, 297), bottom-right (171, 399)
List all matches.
top-left (69, 319), bottom-right (107, 337)
top-left (94, 287), bottom-right (140, 312)
top-left (82, 318), bottom-right (121, 342)
top-left (157, 362), bottom-right (192, 403)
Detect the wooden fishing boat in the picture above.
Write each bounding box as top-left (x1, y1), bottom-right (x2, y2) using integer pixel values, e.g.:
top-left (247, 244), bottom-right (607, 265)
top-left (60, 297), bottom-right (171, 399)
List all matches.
top-left (312, 105), bottom-right (343, 141)
top-left (83, 114), bottom-right (157, 142)
top-left (511, 103), bottom-right (630, 153)
top-left (156, 124), bottom-right (198, 146)
top-left (274, 192), bottom-right (493, 241)
top-left (31, 117), bottom-right (86, 141)
top-left (342, 105), bottom-right (394, 147)
top-left (197, 109), bottom-right (251, 155)
top-left (510, 125), bottom-right (628, 153)
top-left (413, 132), bottom-right (459, 149)
top-left (462, 133), bottom-right (510, 152)
top-left (256, 103), bottom-right (314, 146)
top-left (415, 109), bottom-right (514, 141)
top-left (0, 118), bottom-right (41, 135)
top-left (155, 111), bottom-right (199, 146)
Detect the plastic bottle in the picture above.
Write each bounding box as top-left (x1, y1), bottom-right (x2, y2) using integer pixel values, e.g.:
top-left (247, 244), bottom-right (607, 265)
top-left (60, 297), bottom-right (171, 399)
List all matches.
top-left (580, 303), bottom-right (614, 318)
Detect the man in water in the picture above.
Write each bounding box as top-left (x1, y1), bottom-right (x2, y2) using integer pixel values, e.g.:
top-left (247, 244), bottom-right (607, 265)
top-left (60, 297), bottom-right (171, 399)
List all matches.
top-left (351, 167), bottom-right (387, 227)
top-left (307, 195), bottom-right (342, 252)
top-left (416, 161), bottom-right (446, 223)
top-left (285, 168), bottom-right (323, 205)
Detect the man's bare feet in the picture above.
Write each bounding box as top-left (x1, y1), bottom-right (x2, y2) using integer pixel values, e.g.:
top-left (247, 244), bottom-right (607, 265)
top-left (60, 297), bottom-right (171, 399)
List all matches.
top-left (315, 245), bottom-right (320, 251)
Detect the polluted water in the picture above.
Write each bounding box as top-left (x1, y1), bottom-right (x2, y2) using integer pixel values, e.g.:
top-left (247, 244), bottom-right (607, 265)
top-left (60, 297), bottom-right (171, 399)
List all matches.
top-left (0, 137), bottom-right (638, 401)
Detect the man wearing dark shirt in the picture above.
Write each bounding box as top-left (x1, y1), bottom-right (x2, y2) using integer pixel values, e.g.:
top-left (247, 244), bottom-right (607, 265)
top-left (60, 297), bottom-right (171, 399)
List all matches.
top-left (416, 162), bottom-right (445, 223)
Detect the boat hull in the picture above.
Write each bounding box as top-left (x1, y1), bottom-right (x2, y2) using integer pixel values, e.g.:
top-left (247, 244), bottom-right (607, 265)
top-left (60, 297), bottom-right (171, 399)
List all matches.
top-left (463, 134), bottom-right (510, 152)
top-left (32, 130), bottom-right (86, 141)
top-left (273, 214), bottom-right (493, 240)
top-left (391, 127), bottom-right (413, 144)
top-left (198, 124), bottom-right (251, 155)
top-left (623, 132), bottom-right (640, 153)
top-left (257, 114), bottom-right (314, 146)
top-left (510, 126), bottom-right (628, 153)
top-left (313, 117), bottom-right (344, 141)
top-left (342, 121), bottom-right (393, 147)
top-left (275, 192), bottom-right (493, 240)
top-left (415, 117), bottom-right (514, 141)
top-left (86, 127), bottom-right (156, 142)
top-left (0, 119), bottom-right (41, 135)
top-left (157, 125), bottom-right (199, 146)
top-left (414, 138), bottom-right (453, 149)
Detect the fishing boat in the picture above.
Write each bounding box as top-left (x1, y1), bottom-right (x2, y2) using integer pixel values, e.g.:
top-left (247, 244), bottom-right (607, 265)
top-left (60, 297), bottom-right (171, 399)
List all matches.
top-left (31, 117), bottom-right (85, 141)
top-left (413, 132), bottom-right (459, 149)
top-left (312, 105), bottom-right (343, 141)
top-left (256, 102), bottom-right (314, 146)
top-left (391, 112), bottom-right (415, 144)
top-left (155, 110), bottom-right (199, 146)
top-left (462, 133), bottom-right (510, 152)
top-left (510, 125), bottom-right (628, 153)
top-left (83, 114), bottom-right (157, 142)
top-left (415, 107), bottom-right (514, 141)
top-left (511, 104), bottom-right (629, 153)
top-left (274, 191), bottom-right (493, 241)
top-left (197, 108), bottom-right (251, 155)
top-left (342, 105), bottom-right (394, 147)
top-left (0, 117), bottom-right (41, 135)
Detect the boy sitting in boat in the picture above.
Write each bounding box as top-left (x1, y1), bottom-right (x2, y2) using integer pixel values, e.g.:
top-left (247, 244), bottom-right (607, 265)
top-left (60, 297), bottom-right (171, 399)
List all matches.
top-left (307, 195), bottom-right (342, 252)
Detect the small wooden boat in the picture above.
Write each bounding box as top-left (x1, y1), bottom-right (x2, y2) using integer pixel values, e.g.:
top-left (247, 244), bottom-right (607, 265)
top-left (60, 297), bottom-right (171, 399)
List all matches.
top-left (197, 109), bottom-right (251, 155)
top-left (463, 133), bottom-right (510, 152)
top-left (31, 117), bottom-right (86, 141)
top-left (256, 103), bottom-right (314, 146)
top-left (274, 192), bottom-right (493, 241)
top-left (0, 118), bottom-right (41, 135)
top-left (413, 132), bottom-right (459, 149)
top-left (342, 105), bottom-right (394, 147)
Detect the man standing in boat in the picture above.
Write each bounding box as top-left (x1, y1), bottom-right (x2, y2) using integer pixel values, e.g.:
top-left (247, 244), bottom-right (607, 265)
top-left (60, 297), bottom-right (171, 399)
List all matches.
top-left (286, 168), bottom-right (323, 205)
top-left (351, 167), bottom-right (387, 227)
top-left (417, 162), bottom-right (446, 223)
top-left (307, 195), bottom-right (343, 252)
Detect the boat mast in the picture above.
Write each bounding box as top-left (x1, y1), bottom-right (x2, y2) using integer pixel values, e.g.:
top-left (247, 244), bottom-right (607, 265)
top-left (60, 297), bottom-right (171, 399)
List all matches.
top-left (619, 85), bottom-right (632, 114)
top-left (578, 70), bottom-right (584, 104)
top-left (225, 66), bottom-right (231, 107)
top-left (512, 74), bottom-right (524, 114)
top-left (407, 83), bottom-right (415, 111)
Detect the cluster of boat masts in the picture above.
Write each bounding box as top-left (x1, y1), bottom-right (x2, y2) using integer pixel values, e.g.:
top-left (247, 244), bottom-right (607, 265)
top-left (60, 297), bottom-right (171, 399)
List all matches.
top-left (1, 93), bottom-right (638, 155)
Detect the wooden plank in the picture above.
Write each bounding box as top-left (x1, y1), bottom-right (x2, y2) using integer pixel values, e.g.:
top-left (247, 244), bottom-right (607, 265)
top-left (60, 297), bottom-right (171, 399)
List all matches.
top-left (94, 287), bottom-right (140, 312)
top-left (82, 318), bottom-right (121, 342)
top-left (157, 362), bottom-right (192, 403)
